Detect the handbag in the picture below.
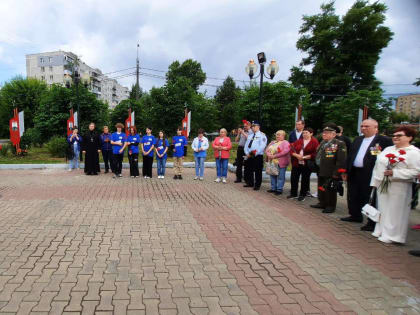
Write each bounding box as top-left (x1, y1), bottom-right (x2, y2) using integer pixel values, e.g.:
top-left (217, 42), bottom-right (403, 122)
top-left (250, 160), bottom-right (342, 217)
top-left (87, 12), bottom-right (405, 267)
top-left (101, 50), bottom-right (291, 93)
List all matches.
top-left (362, 188), bottom-right (380, 222)
top-left (265, 161), bottom-right (279, 176)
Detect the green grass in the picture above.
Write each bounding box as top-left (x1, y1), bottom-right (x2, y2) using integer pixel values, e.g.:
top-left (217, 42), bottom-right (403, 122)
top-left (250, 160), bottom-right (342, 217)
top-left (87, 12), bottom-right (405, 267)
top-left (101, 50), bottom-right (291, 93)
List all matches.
top-left (0, 143), bottom-right (239, 164)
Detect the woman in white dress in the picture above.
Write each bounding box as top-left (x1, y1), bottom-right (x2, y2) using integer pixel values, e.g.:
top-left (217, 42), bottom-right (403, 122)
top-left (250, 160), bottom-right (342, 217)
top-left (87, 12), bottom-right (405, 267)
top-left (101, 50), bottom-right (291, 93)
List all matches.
top-left (370, 126), bottom-right (420, 244)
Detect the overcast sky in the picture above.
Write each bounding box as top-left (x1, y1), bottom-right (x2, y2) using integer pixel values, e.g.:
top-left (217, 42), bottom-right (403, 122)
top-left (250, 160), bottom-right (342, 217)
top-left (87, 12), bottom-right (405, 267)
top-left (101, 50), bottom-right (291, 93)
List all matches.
top-left (0, 0), bottom-right (419, 97)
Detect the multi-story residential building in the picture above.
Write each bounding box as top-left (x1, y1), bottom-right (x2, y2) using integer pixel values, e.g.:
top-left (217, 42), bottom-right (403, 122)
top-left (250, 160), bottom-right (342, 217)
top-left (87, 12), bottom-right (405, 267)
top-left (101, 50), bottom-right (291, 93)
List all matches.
top-left (26, 50), bottom-right (129, 108)
top-left (395, 94), bottom-right (420, 120)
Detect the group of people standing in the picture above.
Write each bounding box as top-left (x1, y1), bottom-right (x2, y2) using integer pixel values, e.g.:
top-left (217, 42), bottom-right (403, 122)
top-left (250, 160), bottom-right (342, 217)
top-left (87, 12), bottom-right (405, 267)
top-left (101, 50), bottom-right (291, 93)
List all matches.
top-left (234, 119), bottom-right (420, 252)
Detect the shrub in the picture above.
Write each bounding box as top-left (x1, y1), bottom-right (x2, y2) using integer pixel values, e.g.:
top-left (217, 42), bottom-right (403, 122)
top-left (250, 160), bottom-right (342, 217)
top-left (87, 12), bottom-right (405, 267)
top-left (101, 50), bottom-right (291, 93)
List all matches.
top-left (46, 136), bottom-right (68, 158)
top-left (0, 143), bottom-right (10, 157)
top-left (21, 128), bottom-right (43, 148)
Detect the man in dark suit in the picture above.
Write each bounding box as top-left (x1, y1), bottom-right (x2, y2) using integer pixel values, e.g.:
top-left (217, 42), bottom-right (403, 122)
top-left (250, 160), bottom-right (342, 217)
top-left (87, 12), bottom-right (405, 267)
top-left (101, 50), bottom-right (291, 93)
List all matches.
top-left (288, 120), bottom-right (305, 144)
top-left (340, 119), bottom-right (393, 231)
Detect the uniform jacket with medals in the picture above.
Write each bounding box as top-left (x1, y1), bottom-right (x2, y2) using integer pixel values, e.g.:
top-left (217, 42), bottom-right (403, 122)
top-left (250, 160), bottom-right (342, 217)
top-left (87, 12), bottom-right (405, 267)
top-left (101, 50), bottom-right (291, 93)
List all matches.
top-left (316, 138), bottom-right (347, 178)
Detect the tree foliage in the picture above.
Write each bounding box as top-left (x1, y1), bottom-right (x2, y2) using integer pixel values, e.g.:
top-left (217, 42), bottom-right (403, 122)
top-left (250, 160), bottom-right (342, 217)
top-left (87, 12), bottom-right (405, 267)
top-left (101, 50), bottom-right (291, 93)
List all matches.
top-left (290, 0), bottom-right (393, 131)
top-left (214, 76), bottom-right (242, 132)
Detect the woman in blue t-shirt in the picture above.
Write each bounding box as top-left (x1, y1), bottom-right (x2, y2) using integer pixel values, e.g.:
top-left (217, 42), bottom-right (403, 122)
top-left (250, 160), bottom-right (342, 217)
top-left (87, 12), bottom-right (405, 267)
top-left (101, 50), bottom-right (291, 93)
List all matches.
top-left (123, 126), bottom-right (141, 178)
top-left (191, 128), bottom-right (209, 180)
top-left (172, 127), bottom-right (188, 180)
top-left (141, 127), bottom-right (156, 178)
top-left (110, 123), bottom-right (126, 178)
top-left (155, 131), bottom-right (169, 179)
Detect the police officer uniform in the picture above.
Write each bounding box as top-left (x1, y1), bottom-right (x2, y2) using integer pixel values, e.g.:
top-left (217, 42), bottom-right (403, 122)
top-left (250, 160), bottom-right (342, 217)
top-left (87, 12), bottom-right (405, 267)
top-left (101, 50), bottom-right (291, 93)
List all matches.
top-left (311, 125), bottom-right (347, 213)
top-left (244, 121), bottom-right (267, 190)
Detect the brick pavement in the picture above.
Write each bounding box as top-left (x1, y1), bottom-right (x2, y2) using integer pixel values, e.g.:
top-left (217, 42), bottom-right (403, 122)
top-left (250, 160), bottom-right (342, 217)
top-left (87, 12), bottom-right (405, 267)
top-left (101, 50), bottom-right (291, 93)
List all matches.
top-left (0, 168), bottom-right (419, 314)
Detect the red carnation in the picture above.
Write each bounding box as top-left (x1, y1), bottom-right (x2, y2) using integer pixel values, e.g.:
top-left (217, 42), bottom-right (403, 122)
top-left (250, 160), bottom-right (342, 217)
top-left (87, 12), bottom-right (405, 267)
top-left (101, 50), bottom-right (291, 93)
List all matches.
top-left (337, 168), bottom-right (346, 173)
top-left (277, 146), bottom-right (282, 153)
top-left (389, 159), bottom-right (397, 164)
top-left (385, 153), bottom-right (396, 158)
top-left (252, 150), bottom-right (257, 155)
top-left (398, 157), bottom-right (405, 162)
top-left (318, 186), bottom-right (325, 192)
top-left (399, 149), bottom-right (406, 155)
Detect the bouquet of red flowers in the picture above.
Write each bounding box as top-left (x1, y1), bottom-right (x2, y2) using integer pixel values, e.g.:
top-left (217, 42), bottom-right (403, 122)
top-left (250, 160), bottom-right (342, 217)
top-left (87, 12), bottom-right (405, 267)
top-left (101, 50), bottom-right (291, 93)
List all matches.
top-left (379, 149), bottom-right (406, 193)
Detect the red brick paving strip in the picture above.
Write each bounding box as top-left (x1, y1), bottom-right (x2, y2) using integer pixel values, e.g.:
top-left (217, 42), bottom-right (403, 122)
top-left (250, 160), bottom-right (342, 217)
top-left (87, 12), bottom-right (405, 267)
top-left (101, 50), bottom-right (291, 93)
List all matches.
top-left (186, 199), bottom-right (354, 314)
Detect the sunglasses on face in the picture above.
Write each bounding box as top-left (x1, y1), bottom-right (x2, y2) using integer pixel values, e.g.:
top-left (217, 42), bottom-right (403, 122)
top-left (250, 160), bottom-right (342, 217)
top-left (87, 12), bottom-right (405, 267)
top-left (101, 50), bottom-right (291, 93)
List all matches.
top-left (392, 134), bottom-right (406, 138)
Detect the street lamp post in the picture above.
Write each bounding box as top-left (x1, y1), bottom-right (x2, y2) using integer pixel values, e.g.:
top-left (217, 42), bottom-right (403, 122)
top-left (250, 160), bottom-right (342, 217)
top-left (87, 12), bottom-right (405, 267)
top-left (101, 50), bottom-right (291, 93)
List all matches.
top-left (245, 52), bottom-right (279, 126)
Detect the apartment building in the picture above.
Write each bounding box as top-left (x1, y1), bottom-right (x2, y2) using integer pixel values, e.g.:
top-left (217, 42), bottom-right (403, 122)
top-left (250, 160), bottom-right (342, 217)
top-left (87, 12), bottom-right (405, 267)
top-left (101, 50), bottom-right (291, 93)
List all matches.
top-left (26, 51), bottom-right (128, 108)
top-left (395, 94), bottom-right (420, 120)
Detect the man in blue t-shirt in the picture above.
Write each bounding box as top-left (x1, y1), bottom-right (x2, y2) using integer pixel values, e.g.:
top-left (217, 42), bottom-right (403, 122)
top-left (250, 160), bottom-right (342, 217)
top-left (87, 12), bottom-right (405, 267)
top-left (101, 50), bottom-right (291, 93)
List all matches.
top-left (110, 123), bottom-right (126, 178)
top-left (141, 127), bottom-right (156, 178)
top-left (172, 127), bottom-right (188, 180)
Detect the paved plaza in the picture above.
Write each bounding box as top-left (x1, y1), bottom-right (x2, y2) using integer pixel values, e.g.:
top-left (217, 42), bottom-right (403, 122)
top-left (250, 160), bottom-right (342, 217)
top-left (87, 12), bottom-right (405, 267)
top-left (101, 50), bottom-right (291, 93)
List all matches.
top-left (0, 168), bottom-right (419, 314)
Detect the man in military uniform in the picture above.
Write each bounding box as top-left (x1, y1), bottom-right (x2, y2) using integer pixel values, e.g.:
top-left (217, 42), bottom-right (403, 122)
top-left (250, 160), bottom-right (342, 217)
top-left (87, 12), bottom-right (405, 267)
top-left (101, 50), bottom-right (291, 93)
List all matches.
top-left (244, 121), bottom-right (267, 190)
top-left (311, 123), bottom-right (347, 213)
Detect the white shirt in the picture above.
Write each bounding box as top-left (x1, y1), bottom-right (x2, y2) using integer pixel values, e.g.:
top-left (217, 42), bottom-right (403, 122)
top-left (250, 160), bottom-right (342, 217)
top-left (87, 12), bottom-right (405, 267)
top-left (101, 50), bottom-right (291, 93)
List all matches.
top-left (353, 135), bottom-right (375, 167)
top-left (295, 130), bottom-right (302, 140)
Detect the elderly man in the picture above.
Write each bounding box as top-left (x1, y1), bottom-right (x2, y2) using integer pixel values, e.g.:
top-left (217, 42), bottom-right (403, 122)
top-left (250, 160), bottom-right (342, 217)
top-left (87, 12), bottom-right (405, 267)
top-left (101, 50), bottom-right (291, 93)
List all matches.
top-left (235, 121), bottom-right (251, 183)
top-left (311, 123), bottom-right (347, 213)
top-left (244, 121), bottom-right (267, 191)
top-left (289, 120), bottom-right (305, 144)
top-left (341, 119), bottom-right (393, 231)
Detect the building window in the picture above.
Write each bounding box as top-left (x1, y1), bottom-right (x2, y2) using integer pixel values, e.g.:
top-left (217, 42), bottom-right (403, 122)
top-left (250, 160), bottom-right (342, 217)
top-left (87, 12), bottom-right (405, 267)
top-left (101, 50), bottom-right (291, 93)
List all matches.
top-left (49, 66), bottom-right (53, 72)
top-left (41, 75), bottom-right (45, 81)
top-left (40, 57), bottom-right (44, 63)
top-left (41, 66), bottom-right (45, 72)
top-left (49, 75), bottom-right (53, 80)
top-left (48, 57), bottom-right (52, 63)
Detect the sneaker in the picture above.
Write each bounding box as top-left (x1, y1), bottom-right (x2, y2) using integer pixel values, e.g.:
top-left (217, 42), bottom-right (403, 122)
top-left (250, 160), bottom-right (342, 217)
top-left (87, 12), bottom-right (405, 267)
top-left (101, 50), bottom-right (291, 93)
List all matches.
top-left (199, 177), bottom-right (204, 181)
top-left (173, 175), bottom-right (178, 180)
top-left (306, 191), bottom-right (313, 197)
top-left (68, 169), bottom-right (72, 172)
top-left (144, 176), bottom-right (147, 179)
top-left (178, 175), bottom-right (183, 180)
top-left (162, 176), bottom-right (165, 179)
top-left (194, 176), bottom-right (199, 180)
top-left (297, 196), bottom-right (305, 201)
top-left (222, 178), bottom-right (227, 184)
top-left (112, 174), bottom-right (117, 179)
top-left (135, 176), bottom-right (138, 178)
top-left (131, 176), bottom-right (134, 178)
top-left (118, 174), bottom-right (122, 177)
top-left (215, 178), bottom-right (221, 183)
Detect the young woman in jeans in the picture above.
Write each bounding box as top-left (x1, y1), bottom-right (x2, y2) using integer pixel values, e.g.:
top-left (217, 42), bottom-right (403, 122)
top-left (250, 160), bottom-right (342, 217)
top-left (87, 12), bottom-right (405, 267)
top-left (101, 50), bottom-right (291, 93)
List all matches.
top-left (265, 130), bottom-right (290, 195)
top-left (155, 131), bottom-right (169, 179)
top-left (212, 128), bottom-right (232, 183)
top-left (67, 127), bottom-right (82, 171)
top-left (191, 129), bottom-right (209, 180)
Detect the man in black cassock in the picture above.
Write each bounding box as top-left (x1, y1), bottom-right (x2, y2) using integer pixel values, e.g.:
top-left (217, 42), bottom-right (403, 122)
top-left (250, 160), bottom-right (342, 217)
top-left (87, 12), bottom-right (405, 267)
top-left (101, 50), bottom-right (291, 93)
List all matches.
top-left (82, 122), bottom-right (101, 175)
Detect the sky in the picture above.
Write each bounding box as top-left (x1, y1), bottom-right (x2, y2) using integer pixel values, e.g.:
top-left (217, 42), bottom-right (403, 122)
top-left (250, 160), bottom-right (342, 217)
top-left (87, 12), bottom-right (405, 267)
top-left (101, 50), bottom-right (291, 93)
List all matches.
top-left (0, 0), bottom-right (419, 98)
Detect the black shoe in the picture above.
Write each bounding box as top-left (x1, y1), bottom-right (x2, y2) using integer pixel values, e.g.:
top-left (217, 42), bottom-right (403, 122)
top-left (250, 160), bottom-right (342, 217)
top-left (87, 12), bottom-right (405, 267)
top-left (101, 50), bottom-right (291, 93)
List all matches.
top-left (297, 196), bottom-right (305, 201)
top-left (275, 191), bottom-right (282, 195)
top-left (173, 175), bottom-right (178, 180)
top-left (409, 250), bottom-right (420, 257)
top-left (267, 189), bottom-right (276, 193)
top-left (105, 170), bottom-right (109, 174)
top-left (178, 175), bottom-right (183, 180)
top-left (310, 204), bottom-right (324, 209)
top-left (243, 184), bottom-right (253, 188)
top-left (87, 172), bottom-right (92, 176)
top-left (234, 180), bottom-right (242, 183)
top-left (287, 195), bottom-right (297, 199)
top-left (92, 173), bottom-right (98, 175)
top-left (361, 224), bottom-right (375, 232)
top-left (253, 186), bottom-right (260, 191)
top-left (322, 208), bottom-right (335, 213)
top-left (340, 216), bottom-right (363, 223)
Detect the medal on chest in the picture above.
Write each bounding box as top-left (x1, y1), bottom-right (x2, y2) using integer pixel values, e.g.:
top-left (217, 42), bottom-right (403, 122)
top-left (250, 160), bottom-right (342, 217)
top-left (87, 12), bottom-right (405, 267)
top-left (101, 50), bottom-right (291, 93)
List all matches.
top-left (370, 143), bottom-right (382, 155)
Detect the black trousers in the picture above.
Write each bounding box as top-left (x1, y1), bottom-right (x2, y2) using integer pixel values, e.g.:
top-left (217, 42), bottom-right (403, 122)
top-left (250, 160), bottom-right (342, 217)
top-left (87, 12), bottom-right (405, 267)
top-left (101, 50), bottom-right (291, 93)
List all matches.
top-left (248, 155), bottom-right (264, 188)
top-left (290, 165), bottom-right (311, 197)
top-left (142, 155), bottom-right (153, 177)
top-left (348, 168), bottom-right (375, 226)
top-left (235, 146), bottom-right (245, 181)
top-left (318, 176), bottom-right (337, 211)
top-left (102, 150), bottom-right (114, 172)
top-left (113, 153), bottom-right (123, 175)
top-left (128, 153), bottom-right (139, 176)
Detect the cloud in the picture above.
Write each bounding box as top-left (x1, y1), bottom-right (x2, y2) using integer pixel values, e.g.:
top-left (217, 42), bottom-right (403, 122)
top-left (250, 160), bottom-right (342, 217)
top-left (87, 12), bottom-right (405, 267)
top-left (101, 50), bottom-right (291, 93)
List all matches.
top-left (0, 0), bottom-right (419, 97)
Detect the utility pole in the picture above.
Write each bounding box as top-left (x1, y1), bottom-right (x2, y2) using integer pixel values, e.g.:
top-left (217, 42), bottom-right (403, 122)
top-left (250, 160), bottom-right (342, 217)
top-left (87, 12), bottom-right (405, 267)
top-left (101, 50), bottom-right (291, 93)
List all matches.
top-left (135, 43), bottom-right (140, 100)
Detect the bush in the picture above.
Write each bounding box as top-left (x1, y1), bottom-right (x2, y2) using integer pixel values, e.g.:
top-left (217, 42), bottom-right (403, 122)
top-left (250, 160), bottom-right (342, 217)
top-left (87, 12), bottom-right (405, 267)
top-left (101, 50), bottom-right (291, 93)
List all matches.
top-left (46, 136), bottom-right (68, 157)
top-left (0, 143), bottom-right (10, 157)
top-left (21, 128), bottom-right (43, 148)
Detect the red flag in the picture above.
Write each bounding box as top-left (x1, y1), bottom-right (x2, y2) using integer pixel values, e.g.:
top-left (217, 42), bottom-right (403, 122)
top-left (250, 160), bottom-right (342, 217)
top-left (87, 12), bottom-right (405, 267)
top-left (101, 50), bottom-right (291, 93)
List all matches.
top-left (67, 109), bottom-right (75, 136)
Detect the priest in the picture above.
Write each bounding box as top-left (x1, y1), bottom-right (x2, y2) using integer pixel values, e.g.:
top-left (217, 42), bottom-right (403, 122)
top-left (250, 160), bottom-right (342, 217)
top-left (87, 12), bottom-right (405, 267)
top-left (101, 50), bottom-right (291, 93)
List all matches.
top-left (82, 122), bottom-right (101, 175)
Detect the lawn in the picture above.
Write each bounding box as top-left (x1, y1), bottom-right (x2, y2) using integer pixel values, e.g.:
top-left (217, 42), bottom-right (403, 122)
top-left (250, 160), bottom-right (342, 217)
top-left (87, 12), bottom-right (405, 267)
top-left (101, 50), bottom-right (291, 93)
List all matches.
top-left (0, 143), bottom-right (239, 164)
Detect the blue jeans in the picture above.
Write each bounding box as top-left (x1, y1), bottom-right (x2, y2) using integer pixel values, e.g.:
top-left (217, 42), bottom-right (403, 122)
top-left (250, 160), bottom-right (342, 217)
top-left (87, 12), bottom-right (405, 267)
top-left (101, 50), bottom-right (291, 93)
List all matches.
top-left (216, 158), bottom-right (228, 178)
top-left (69, 149), bottom-right (79, 169)
top-left (194, 156), bottom-right (206, 177)
top-left (156, 157), bottom-right (167, 176)
top-left (270, 166), bottom-right (287, 192)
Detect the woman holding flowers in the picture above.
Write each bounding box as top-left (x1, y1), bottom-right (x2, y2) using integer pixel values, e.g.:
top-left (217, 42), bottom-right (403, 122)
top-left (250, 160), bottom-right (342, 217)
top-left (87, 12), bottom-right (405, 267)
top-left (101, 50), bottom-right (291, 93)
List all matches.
top-left (371, 126), bottom-right (420, 244)
top-left (265, 130), bottom-right (290, 195)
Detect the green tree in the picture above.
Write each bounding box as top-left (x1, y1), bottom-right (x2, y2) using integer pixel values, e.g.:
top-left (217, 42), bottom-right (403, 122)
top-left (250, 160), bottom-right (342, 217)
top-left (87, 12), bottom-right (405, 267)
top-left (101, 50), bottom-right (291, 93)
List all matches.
top-left (238, 81), bottom-right (309, 139)
top-left (214, 76), bottom-right (242, 132)
top-left (129, 83), bottom-right (143, 100)
top-left (290, 1), bottom-right (393, 130)
top-left (325, 89), bottom-right (393, 136)
top-left (0, 77), bottom-right (48, 138)
top-left (166, 59), bottom-right (206, 91)
top-left (389, 111), bottom-right (410, 124)
top-left (414, 78), bottom-right (420, 86)
top-left (110, 98), bottom-right (150, 133)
